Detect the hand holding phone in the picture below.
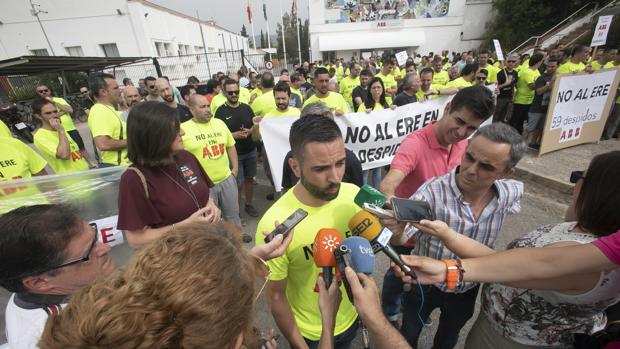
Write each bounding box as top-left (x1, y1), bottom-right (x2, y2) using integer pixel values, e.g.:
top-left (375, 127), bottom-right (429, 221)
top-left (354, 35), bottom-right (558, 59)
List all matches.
top-left (363, 203), bottom-right (394, 219)
top-left (263, 208), bottom-right (308, 243)
top-left (391, 198), bottom-right (433, 223)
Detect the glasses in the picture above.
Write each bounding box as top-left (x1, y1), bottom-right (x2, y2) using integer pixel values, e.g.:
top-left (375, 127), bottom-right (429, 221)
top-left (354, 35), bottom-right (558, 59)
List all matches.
top-left (253, 255), bottom-right (271, 302)
top-left (45, 224), bottom-right (99, 273)
top-left (37, 89), bottom-right (49, 93)
top-left (80, 90), bottom-right (89, 94)
top-left (226, 90), bottom-right (240, 96)
top-left (507, 60), bottom-right (517, 63)
top-left (570, 170), bottom-right (585, 184)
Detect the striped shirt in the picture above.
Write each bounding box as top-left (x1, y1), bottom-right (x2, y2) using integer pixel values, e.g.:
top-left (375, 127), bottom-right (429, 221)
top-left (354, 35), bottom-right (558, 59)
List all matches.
top-left (406, 167), bottom-right (523, 292)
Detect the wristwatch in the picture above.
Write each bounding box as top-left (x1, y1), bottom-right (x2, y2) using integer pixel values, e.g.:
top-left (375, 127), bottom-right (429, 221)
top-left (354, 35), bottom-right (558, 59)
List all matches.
top-left (442, 259), bottom-right (464, 290)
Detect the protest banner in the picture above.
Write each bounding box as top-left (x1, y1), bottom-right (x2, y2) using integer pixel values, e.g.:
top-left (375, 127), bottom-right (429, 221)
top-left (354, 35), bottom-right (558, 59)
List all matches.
top-left (395, 50), bottom-right (409, 67)
top-left (540, 68), bottom-right (620, 155)
top-left (591, 15), bottom-right (614, 47)
top-left (493, 39), bottom-right (504, 61)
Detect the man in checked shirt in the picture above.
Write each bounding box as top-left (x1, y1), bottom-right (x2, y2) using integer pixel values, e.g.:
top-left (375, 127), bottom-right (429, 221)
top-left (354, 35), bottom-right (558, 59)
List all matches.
top-left (385, 122), bottom-right (527, 349)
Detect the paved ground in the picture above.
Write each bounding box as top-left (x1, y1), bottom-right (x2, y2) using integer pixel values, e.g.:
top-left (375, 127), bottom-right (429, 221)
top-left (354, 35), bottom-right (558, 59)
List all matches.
top-left (1, 123), bottom-right (619, 347)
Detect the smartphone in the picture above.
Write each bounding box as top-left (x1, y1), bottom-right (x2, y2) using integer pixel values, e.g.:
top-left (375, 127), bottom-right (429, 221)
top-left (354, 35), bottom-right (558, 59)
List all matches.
top-left (334, 245), bottom-right (355, 303)
top-left (391, 198), bottom-right (433, 223)
top-left (263, 208), bottom-right (308, 243)
top-left (363, 203), bottom-right (394, 219)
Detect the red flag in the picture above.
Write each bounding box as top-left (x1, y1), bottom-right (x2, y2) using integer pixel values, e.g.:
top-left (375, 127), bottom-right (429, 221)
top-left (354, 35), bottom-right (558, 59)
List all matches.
top-left (247, 0), bottom-right (253, 24)
top-left (292, 0), bottom-right (297, 17)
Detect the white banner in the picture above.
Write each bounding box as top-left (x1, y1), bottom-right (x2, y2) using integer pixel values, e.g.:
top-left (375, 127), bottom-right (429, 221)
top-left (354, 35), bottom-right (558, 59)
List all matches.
top-left (591, 15), bottom-right (614, 47)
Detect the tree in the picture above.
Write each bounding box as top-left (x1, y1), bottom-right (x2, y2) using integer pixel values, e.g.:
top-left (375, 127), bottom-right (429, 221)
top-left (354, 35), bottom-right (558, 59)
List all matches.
top-left (240, 24), bottom-right (248, 38)
top-left (275, 12), bottom-right (311, 64)
top-left (260, 30), bottom-right (266, 48)
top-left (483, 0), bottom-right (607, 52)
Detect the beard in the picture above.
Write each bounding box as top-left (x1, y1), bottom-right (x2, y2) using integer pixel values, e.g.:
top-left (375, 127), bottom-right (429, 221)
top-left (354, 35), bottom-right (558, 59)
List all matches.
top-left (163, 94), bottom-right (175, 103)
top-left (300, 172), bottom-right (341, 202)
top-left (277, 102), bottom-right (288, 110)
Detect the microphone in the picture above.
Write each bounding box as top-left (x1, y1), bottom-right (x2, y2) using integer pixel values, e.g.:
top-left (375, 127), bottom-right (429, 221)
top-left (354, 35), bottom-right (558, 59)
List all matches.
top-left (312, 228), bottom-right (343, 288)
top-left (353, 184), bottom-right (387, 208)
top-left (348, 211), bottom-right (417, 280)
top-left (341, 237), bottom-right (375, 275)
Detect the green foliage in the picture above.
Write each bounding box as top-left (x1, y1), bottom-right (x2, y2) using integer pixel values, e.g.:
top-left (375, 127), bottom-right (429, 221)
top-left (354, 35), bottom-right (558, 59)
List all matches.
top-left (276, 13), bottom-right (310, 64)
top-left (260, 30), bottom-right (266, 48)
top-left (7, 72), bottom-right (88, 102)
top-left (241, 24), bottom-right (249, 38)
top-left (8, 85), bottom-right (37, 102)
top-left (483, 0), bottom-right (608, 51)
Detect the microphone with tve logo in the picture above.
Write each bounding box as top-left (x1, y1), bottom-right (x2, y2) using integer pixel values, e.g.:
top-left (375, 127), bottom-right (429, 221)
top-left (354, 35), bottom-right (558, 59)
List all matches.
top-left (312, 228), bottom-right (343, 288)
top-left (334, 237), bottom-right (375, 304)
top-left (348, 210), bottom-right (417, 280)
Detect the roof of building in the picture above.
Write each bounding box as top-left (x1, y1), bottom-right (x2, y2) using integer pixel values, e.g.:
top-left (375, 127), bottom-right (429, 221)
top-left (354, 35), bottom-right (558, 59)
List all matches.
top-left (0, 56), bottom-right (150, 76)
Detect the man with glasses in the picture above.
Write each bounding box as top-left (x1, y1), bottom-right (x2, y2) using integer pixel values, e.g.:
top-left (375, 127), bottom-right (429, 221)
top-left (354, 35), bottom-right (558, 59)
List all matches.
top-left (0, 204), bottom-right (116, 348)
top-left (474, 69), bottom-right (489, 87)
top-left (215, 79), bottom-right (260, 218)
top-left (79, 86), bottom-right (94, 116)
top-left (495, 53), bottom-right (519, 123)
top-left (143, 76), bottom-right (162, 102)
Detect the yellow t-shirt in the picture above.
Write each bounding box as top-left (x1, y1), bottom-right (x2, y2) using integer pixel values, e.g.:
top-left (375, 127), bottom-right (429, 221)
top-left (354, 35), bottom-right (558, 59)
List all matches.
top-left (334, 65), bottom-right (344, 81)
top-left (264, 107), bottom-right (301, 118)
top-left (33, 128), bottom-right (89, 174)
top-left (250, 87), bottom-right (263, 101)
top-left (391, 66), bottom-right (402, 79)
top-left (251, 92), bottom-right (276, 117)
top-left (210, 93), bottom-right (227, 115)
top-left (0, 121), bottom-right (11, 138)
top-left (303, 92), bottom-right (350, 113)
top-left (53, 97), bottom-right (76, 132)
top-left (291, 88), bottom-right (304, 103)
top-left (481, 64), bottom-right (500, 83)
top-left (446, 77), bottom-right (472, 88)
top-left (357, 103), bottom-right (384, 112)
top-left (432, 70), bottom-right (450, 86)
top-left (339, 76), bottom-right (361, 109)
top-left (375, 72), bottom-right (397, 104)
top-left (87, 103), bottom-right (129, 165)
top-left (239, 86), bottom-right (251, 104)
top-left (514, 67), bottom-right (541, 105)
top-left (604, 61), bottom-right (619, 69)
top-left (591, 61), bottom-right (603, 71)
top-left (255, 183), bottom-right (361, 340)
top-left (557, 61), bottom-right (586, 75)
top-left (0, 137), bottom-right (47, 181)
top-left (181, 118), bottom-right (235, 184)
top-left (443, 62), bottom-right (452, 70)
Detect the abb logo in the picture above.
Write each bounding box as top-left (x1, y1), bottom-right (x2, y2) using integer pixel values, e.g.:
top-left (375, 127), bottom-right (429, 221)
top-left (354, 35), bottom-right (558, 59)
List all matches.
top-left (90, 215), bottom-right (124, 247)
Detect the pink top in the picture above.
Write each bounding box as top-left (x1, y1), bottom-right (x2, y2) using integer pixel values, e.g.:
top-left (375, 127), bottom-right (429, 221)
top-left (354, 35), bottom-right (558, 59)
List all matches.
top-left (592, 230), bottom-right (620, 265)
top-left (391, 123), bottom-right (467, 198)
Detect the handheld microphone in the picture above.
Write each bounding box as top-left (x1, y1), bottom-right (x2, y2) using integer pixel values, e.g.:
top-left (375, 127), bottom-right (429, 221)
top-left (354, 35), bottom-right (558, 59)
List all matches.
top-left (312, 228), bottom-right (343, 287)
top-left (340, 237), bottom-right (375, 275)
top-left (353, 184), bottom-right (387, 208)
top-left (348, 211), bottom-right (417, 280)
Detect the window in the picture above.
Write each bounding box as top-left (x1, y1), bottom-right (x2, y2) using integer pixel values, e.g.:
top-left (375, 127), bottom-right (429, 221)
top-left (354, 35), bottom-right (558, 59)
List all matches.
top-left (155, 42), bottom-right (165, 57)
top-left (178, 44), bottom-right (191, 56)
top-left (30, 49), bottom-right (49, 56)
top-left (194, 46), bottom-right (204, 54)
top-left (164, 43), bottom-right (173, 56)
top-left (65, 46), bottom-right (84, 57)
top-left (100, 43), bottom-right (120, 57)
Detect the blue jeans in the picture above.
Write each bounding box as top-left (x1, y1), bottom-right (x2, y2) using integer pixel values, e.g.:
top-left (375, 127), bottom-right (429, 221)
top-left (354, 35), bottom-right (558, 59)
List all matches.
top-left (381, 245), bottom-right (413, 320)
top-left (362, 168), bottom-right (382, 188)
top-left (303, 319), bottom-right (359, 349)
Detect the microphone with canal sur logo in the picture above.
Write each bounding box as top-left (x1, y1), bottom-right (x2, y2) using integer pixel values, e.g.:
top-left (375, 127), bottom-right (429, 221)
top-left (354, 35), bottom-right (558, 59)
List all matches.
top-left (312, 228), bottom-right (343, 288)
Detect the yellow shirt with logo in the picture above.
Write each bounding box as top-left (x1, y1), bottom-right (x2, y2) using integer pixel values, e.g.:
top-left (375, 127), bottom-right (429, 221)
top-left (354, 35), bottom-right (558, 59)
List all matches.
top-left (88, 103), bottom-right (129, 165)
top-left (255, 183), bottom-right (361, 340)
top-left (34, 128), bottom-right (89, 174)
top-left (303, 92), bottom-right (350, 113)
top-left (339, 76), bottom-right (361, 109)
top-left (53, 97), bottom-right (76, 132)
top-left (557, 61), bottom-right (586, 75)
top-left (432, 70), bottom-right (450, 86)
top-left (210, 93), bottom-right (227, 115)
top-left (375, 72), bottom-right (397, 104)
top-left (264, 107), bottom-right (301, 118)
top-left (251, 92), bottom-right (276, 117)
top-left (446, 77), bottom-right (472, 88)
top-left (181, 118), bottom-right (235, 184)
top-left (514, 67), bottom-right (541, 105)
top-left (0, 137), bottom-right (47, 207)
top-left (0, 121), bottom-right (11, 138)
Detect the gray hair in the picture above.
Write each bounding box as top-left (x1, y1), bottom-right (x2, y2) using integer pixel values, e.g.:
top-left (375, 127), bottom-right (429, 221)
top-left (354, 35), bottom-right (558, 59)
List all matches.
top-left (402, 73), bottom-right (417, 90)
top-left (301, 102), bottom-right (333, 119)
top-left (471, 123), bottom-right (526, 169)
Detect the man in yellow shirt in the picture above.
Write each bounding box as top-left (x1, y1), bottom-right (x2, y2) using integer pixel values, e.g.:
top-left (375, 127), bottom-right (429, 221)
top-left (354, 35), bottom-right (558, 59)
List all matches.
top-left (256, 115), bottom-right (360, 348)
top-left (182, 94), bottom-right (240, 225)
top-left (32, 99), bottom-right (89, 174)
top-left (510, 53), bottom-right (544, 134)
top-left (590, 48), bottom-right (607, 71)
top-left (277, 74), bottom-right (302, 108)
top-left (251, 73), bottom-right (277, 117)
top-left (557, 45), bottom-right (588, 75)
top-left (265, 82), bottom-right (301, 118)
top-left (333, 59), bottom-right (345, 82)
top-left (477, 50), bottom-right (500, 83)
top-left (339, 62), bottom-right (361, 110)
top-left (210, 75), bottom-right (229, 115)
top-left (375, 58), bottom-right (397, 104)
top-left (0, 121), bottom-right (11, 138)
top-left (0, 137), bottom-right (47, 182)
top-left (432, 56), bottom-right (450, 86)
top-left (446, 63), bottom-right (478, 88)
top-left (303, 68), bottom-right (350, 116)
top-left (417, 68), bottom-right (459, 101)
top-left (87, 72), bottom-right (129, 167)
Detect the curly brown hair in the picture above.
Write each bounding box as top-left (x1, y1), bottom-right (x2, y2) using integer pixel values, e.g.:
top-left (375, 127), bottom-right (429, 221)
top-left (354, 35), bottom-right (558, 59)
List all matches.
top-left (39, 223), bottom-right (259, 349)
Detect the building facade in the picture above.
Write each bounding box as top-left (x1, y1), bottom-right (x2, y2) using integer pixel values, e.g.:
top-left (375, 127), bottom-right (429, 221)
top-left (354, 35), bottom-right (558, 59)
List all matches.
top-left (309, 0), bottom-right (493, 61)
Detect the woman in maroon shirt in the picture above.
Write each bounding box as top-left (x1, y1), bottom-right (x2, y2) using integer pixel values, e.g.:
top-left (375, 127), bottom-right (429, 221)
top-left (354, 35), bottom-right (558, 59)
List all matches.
top-left (117, 101), bottom-right (221, 248)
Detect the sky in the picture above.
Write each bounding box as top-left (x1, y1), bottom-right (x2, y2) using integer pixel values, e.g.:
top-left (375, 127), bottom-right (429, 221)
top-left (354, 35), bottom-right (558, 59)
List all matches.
top-left (151, 0), bottom-right (309, 37)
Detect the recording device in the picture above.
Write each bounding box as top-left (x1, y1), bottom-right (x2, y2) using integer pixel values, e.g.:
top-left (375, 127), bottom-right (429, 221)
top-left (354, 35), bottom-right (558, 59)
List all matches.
top-left (263, 208), bottom-right (308, 243)
top-left (334, 237), bottom-right (375, 303)
top-left (363, 202), bottom-right (394, 219)
top-left (391, 198), bottom-right (433, 223)
top-left (334, 244), bottom-right (355, 302)
top-left (348, 211), bottom-right (418, 280)
top-left (354, 184), bottom-right (388, 208)
top-left (312, 228), bottom-right (343, 288)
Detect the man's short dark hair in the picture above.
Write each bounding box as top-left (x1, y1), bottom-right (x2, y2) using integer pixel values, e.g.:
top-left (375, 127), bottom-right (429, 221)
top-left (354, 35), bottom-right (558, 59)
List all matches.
top-left (360, 69), bottom-right (373, 78)
top-left (179, 85), bottom-right (194, 100)
top-left (144, 76), bottom-right (156, 83)
top-left (529, 53), bottom-right (545, 66)
top-left (289, 115), bottom-right (342, 162)
top-left (273, 81), bottom-right (291, 96)
top-left (223, 78), bottom-right (238, 90)
top-left (187, 76), bottom-right (200, 84)
top-left (420, 67), bottom-right (434, 77)
top-left (405, 61), bottom-right (417, 70)
top-left (122, 77), bottom-right (132, 86)
top-left (478, 69), bottom-right (488, 77)
top-left (461, 63), bottom-right (479, 76)
top-left (88, 72), bottom-right (115, 98)
top-left (127, 101), bottom-right (180, 167)
top-left (478, 50), bottom-right (489, 56)
top-left (547, 57), bottom-right (561, 65)
top-left (290, 73), bottom-right (302, 83)
top-left (314, 67), bottom-right (329, 78)
top-left (261, 72), bottom-right (275, 88)
top-left (449, 85), bottom-right (494, 121)
top-left (0, 204), bottom-right (83, 293)
top-left (31, 97), bottom-right (54, 116)
top-left (218, 75), bottom-right (229, 85)
top-left (280, 68), bottom-right (289, 75)
top-left (205, 79), bottom-right (219, 94)
top-left (572, 45), bottom-right (587, 56)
